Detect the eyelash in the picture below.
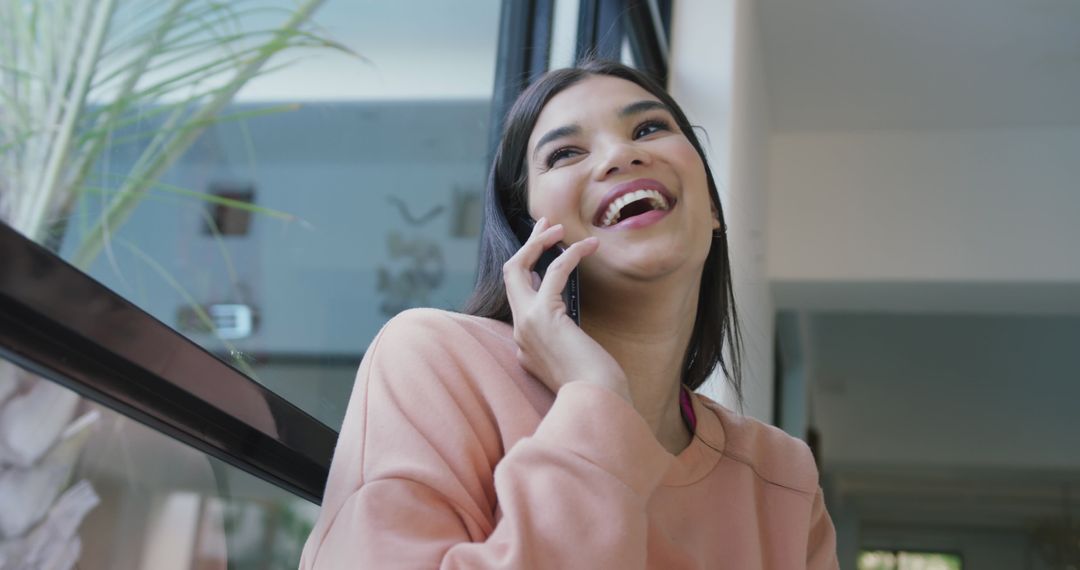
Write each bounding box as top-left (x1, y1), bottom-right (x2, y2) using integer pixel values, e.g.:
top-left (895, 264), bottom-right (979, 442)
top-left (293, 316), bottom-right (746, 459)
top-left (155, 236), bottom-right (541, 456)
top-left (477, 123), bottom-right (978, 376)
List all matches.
top-left (543, 118), bottom-right (673, 169)
top-left (633, 118), bottom-right (672, 139)
top-left (544, 147), bottom-right (579, 168)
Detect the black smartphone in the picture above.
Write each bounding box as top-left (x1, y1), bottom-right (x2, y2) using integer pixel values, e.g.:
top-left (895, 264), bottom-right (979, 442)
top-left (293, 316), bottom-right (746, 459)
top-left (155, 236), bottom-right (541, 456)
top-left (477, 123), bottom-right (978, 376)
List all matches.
top-left (510, 215), bottom-right (580, 325)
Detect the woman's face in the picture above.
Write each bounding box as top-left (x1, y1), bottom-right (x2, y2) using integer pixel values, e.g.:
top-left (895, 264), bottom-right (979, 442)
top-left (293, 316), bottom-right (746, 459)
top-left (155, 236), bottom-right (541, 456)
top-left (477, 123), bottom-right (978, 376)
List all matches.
top-left (525, 75), bottom-right (719, 287)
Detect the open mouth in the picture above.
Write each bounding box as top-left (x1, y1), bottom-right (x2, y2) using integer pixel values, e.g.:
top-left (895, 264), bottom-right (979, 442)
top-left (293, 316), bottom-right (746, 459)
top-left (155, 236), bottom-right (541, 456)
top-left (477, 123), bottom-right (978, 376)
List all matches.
top-left (595, 188), bottom-right (675, 228)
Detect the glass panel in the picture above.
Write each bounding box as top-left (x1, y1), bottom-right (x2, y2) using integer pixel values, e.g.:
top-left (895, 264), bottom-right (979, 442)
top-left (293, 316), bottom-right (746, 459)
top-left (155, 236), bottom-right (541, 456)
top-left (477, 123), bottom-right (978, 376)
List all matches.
top-left (858, 551), bottom-right (898, 570)
top-left (550, 0), bottom-right (581, 69)
top-left (0, 358), bottom-right (317, 570)
top-left (2, 0), bottom-right (503, 428)
top-left (621, 35), bottom-right (637, 68)
top-left (859, 551), bottom-right (963, 570)
top-left (896, 552), bottom-right (962, 570)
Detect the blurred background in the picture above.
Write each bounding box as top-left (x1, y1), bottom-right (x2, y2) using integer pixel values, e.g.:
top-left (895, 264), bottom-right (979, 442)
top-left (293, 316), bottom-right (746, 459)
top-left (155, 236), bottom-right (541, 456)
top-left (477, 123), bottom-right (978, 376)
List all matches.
top-left (0, 0), bottom-right (1077, 568)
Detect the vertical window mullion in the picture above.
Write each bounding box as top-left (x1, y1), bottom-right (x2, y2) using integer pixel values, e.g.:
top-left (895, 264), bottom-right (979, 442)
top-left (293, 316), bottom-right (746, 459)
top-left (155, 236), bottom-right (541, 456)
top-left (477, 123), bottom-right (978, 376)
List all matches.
top-left (625, 0), bottom-right (669, 84)
top-left (576, 0), bottom-right (624, 62)
top-left (573, 0), bottom-right (670, 85)
top-left (489, 0), bottom-right (555, 157)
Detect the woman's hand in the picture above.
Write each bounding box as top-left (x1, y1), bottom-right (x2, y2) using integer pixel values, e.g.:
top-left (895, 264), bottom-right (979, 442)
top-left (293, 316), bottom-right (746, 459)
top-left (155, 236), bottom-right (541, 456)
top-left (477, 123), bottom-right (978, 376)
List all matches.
top-left (502, 218), bottom-right (631, 402)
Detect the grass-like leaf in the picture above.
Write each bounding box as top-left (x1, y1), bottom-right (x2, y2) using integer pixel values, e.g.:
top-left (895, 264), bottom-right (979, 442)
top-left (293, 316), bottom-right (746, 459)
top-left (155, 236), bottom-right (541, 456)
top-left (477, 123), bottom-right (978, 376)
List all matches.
top-left (116, 236), bottom-right (258, 378)
top-left (71, 0), bottom-right (330, 269)
top-left (81, 177), bottom-right (299, 222)
top-left (1, 0), bottom-right (344, 374)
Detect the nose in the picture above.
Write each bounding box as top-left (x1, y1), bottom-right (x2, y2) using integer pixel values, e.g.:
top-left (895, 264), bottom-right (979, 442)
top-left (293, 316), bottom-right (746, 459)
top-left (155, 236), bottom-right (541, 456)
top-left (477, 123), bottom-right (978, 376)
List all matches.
top-left (594, 140), bottom-right (651, 180)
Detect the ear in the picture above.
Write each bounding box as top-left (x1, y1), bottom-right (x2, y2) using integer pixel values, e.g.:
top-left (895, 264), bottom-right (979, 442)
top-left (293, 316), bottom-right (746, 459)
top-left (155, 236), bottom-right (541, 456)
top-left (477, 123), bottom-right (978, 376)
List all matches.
top-left (710, 202), bottom-right (722, 231)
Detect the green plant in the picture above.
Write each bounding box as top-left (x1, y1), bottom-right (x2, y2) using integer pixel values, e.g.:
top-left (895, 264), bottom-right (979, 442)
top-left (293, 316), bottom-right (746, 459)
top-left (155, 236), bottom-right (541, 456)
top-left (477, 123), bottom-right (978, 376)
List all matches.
top-left (0, 3), bottom-right (348, 567)
top-left (0, 0), bottom-right (347, 265)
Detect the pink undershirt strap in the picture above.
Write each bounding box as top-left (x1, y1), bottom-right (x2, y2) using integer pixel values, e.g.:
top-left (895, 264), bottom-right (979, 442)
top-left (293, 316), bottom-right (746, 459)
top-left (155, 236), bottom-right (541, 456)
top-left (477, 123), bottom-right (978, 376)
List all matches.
top-left (679, 386), bottom-right (697, 432)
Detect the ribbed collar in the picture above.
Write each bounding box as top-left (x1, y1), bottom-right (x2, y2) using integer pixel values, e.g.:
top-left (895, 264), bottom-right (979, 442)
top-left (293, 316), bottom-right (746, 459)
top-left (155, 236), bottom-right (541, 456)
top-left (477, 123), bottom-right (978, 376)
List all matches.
top-left (662, 390), bottom-right (726, 487)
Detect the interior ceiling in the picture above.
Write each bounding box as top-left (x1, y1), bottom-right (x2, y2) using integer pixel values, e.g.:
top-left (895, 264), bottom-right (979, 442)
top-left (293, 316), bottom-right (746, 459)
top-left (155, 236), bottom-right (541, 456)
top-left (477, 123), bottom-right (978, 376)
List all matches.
top-left (832, 465), bottom-right (1080, 531)
top-left (759, 0), bottom-right (1080, 131)
top-left (806, 312), bottom-right (1080, 527)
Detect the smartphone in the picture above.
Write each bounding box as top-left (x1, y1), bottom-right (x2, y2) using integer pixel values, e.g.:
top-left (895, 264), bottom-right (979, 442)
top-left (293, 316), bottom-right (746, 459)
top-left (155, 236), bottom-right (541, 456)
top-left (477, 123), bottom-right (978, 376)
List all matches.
top-left (510, 215), bottom-right (580, 325)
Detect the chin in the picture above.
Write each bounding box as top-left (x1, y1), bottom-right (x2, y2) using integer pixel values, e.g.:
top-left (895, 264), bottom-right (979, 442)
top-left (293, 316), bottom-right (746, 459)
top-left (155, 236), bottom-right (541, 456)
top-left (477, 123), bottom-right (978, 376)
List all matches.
top-left (587, 242), bottom-right (703, 284)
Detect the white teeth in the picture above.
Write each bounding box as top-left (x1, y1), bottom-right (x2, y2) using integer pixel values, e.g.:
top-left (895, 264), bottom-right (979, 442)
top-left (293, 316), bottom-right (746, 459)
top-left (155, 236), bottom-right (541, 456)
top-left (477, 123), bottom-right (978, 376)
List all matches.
top-left (600, 189), bottom-right (670, 227)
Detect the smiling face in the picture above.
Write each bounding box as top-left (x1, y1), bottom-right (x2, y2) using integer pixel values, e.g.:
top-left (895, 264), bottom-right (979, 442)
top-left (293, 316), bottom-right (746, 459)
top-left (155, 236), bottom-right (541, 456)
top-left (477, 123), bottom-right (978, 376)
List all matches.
top-left (525, 74), bottom-right (720, 288)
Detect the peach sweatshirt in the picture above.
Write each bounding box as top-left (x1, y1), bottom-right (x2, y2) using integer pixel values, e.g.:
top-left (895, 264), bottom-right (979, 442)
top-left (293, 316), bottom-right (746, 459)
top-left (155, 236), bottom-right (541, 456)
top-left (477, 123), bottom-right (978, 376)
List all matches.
top-left (300, 308), bottom-right (839, 569)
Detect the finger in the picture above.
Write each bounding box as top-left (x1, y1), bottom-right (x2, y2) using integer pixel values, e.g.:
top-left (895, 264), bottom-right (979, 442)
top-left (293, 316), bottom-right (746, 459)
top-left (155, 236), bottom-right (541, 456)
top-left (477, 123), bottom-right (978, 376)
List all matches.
top-left (537, 237), bottom-right (598, 299)
top-left (531, 216), bottom-right (549, 237)
top-left (507, 223), bottom-right (565, 272)
top-left (504, 223), bottom-right (564, 307)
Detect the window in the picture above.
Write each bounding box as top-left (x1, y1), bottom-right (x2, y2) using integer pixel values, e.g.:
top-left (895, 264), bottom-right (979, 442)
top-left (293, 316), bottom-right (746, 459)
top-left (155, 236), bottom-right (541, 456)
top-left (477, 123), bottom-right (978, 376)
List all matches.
top-left (573, 0), bottom-right (670, 83)
top-left (859, 550), bottom-right (963, 570)
top-left (0, 2), bottom-right (676, 568)
top-left (53, 0), bottom-right (503, 429)
top-left (0, 356), bottom-right (316, 569)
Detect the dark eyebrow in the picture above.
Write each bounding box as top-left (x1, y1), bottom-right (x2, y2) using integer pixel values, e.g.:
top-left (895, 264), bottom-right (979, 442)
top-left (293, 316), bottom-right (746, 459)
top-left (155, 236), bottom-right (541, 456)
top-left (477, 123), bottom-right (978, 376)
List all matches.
top-left (532, 125), bottom-right (581, 162)
top-left (530, 100), bottom-right (670, 162)
top-left (619, 99), bottom-right (668, 117)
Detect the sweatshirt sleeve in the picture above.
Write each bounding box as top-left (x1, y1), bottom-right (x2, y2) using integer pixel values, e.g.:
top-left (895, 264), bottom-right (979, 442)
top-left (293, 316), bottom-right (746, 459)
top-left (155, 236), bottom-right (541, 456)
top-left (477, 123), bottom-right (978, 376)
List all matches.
top-left (806, 487), bottom-right (840, 570)
top-left (299, 310), bottom-right (674, 570)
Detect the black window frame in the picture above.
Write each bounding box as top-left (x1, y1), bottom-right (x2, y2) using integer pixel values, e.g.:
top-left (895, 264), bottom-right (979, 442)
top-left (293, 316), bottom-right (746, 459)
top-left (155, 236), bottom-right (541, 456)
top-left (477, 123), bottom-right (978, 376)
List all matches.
top-left (0, 222), bottom-right (335, 503)
top-left (576, 0), bottom-right (671, 85)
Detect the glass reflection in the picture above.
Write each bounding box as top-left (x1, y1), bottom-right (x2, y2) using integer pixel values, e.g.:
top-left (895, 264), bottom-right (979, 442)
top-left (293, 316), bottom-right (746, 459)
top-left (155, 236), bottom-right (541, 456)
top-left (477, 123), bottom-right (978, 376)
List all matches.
top-left (0, 359), bottom-right (316, 570)
top-left (48, 0), bottom-right (501, 428)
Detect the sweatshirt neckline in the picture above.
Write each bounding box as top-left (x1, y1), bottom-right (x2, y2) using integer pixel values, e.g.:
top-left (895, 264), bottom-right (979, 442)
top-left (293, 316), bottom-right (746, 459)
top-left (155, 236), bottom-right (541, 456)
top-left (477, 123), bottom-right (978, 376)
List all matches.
top-left (662, 390), bottom-right (725, 487)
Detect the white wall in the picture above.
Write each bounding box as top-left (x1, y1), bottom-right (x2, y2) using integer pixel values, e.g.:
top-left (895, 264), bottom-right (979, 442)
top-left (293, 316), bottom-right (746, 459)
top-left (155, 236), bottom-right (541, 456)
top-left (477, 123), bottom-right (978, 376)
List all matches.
top-left (768, 127), bottom-right (1080, 284)
top-left (670, 0), bottom-right (775, 421)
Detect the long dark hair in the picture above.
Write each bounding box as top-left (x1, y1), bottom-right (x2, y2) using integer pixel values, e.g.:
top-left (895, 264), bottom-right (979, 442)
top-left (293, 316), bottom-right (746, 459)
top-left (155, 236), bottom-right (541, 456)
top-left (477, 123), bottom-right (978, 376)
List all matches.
top-left (462, 59), bottom-right (743, 402)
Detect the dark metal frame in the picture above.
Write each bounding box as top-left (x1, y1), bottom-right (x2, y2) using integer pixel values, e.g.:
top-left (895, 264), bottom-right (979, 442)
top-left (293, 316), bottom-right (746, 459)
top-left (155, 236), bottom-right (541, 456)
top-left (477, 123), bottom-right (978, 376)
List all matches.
top-left (624, 0), bottom-right (669, 84)
top-left (489, 0), bottom-right (672, 150)
top-left (579, 0), bottom-right (671, 84)
top-left (0, 222), bottom-right (335, 504)
top-left (489, 0), bottom-right (555, 151)
top-left (575, 0), bottom-right (624, 63)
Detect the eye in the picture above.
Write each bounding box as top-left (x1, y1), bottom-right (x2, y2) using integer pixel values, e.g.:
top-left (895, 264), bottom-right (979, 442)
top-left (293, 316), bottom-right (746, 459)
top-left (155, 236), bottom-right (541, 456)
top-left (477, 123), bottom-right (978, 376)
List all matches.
top-left (634, 119), bottom-right (671, 139)
top-left (545, 147), bottom-right (580, 168)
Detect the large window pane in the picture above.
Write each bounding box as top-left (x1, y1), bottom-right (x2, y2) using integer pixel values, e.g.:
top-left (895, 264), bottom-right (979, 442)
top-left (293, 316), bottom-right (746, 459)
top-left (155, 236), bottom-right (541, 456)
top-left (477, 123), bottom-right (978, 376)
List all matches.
top-left (49, 1), bottom-right (502, 428)
top-left (0, 358), bottom-right (315, 570)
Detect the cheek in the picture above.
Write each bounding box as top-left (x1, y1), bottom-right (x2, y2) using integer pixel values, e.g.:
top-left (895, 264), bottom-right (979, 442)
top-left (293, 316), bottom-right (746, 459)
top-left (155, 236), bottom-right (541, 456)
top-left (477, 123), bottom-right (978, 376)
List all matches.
top-left (672, 147), bottom-right (710, 202)
top-left (526, 182), bottom-right (558, 221)
top-left (672, 143), bottom-right (706, 182)
top-left (527, 171), bottom-right (587, 223)
top-left (667, 145), bottom-right (715, 232)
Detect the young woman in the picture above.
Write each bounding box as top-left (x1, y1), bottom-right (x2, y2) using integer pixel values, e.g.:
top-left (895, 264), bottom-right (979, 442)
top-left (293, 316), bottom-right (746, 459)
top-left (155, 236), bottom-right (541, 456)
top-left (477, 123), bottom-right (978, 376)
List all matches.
top-left (300, 60), bottom-right (838, 569)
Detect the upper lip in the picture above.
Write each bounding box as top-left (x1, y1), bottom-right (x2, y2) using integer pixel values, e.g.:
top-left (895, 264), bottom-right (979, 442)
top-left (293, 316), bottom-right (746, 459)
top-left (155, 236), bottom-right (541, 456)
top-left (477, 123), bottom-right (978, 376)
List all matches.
top-left (592, 178), bottom-right (677, 227)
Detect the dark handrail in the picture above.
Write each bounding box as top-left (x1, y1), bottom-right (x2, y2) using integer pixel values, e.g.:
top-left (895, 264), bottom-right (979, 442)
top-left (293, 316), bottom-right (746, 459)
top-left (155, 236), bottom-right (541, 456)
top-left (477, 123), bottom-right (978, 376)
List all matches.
top-left (0, 221), bottom-right (335, 504)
